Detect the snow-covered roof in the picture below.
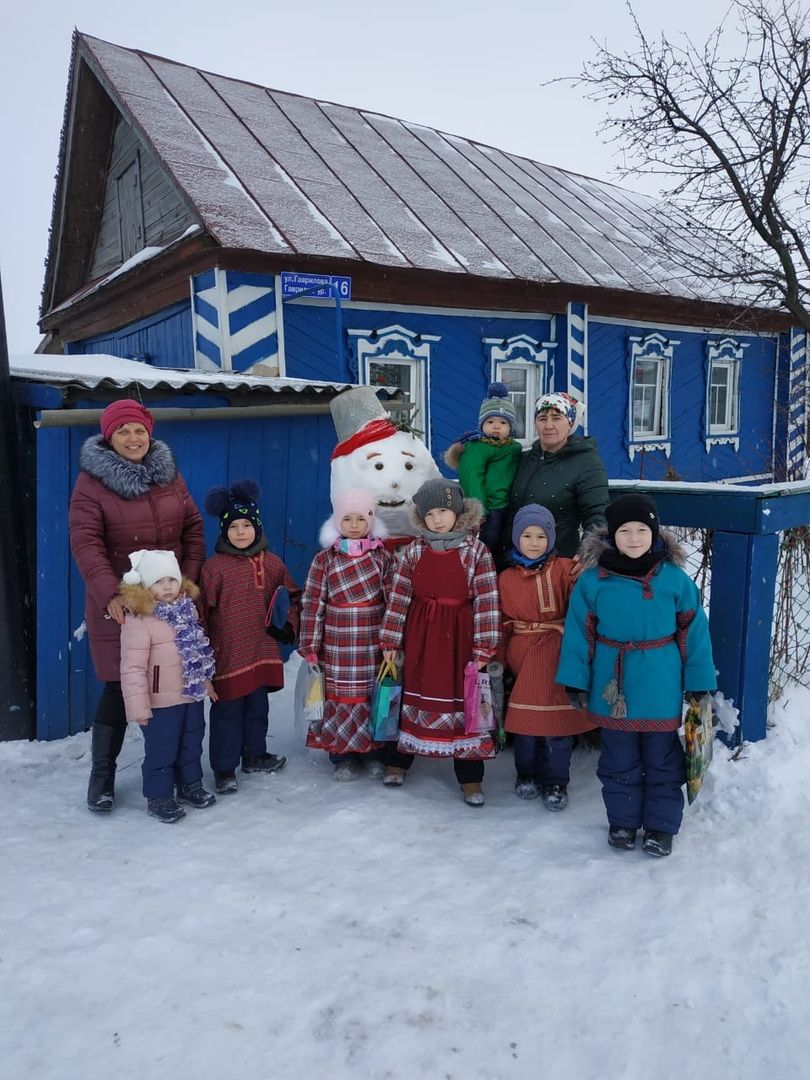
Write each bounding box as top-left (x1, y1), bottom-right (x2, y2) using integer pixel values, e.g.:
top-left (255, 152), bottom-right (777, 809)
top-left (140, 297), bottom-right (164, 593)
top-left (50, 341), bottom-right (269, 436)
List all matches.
top-left (68, 33), bottom-right (716, 302)
top-left (10, 354), bottom-right (353, 396)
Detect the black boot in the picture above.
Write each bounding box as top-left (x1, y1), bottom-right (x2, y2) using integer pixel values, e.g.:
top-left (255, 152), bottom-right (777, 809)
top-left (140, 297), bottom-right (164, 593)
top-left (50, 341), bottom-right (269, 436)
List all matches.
top-left (86, 723), bottom-right (126, 812)
top-left (642, 830), bottom-right (673, 857)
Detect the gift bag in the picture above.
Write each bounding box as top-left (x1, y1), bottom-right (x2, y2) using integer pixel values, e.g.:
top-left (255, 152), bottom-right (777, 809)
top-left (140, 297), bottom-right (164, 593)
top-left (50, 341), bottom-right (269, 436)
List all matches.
top-left (683, 693), bottom-right (715, 805)
top-left (369, 659), bottom-right (402, 741)
top-left (464, 662), bottom-right (494, 735)
top-left (294, 659), bottom-right (325, 738)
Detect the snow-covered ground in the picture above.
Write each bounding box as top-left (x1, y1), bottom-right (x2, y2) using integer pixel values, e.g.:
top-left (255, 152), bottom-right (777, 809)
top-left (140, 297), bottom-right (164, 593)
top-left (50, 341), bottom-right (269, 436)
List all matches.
top-left (3, 668), bottom-right (809, 1080)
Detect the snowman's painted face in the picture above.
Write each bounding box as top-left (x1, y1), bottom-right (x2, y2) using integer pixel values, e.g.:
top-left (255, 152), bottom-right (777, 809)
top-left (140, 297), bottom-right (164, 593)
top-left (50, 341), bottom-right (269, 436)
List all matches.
top-left (367, 449), bottom-right (416, 507)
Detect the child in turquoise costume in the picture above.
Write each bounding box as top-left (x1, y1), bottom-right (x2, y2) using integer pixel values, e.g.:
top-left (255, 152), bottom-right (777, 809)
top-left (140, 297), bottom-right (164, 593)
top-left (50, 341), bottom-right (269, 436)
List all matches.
top-left (557, 493), bottom-right (716, 857)
top-left (444, 382), bottom-right (522, 552)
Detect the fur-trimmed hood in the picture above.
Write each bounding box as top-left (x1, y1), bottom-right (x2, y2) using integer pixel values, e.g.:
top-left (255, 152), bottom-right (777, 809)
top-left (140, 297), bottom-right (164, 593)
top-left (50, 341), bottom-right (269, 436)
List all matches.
top-left (118, 578), bottom-right (200, 616)
top-left (443, 441), bottom-right (464, 471)
top-left (577, 528), bottom-right (686, 570)
top-left (318, 514), bottom-right (389, 549)
top-left (409, 496), bottom-right (485, 535)
top-left (79, 435), bottom-right (177, 499)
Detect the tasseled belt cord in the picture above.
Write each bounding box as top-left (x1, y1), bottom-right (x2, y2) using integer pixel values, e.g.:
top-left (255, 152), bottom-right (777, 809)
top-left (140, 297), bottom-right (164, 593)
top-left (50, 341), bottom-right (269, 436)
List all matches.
top-left (596, 631), bottom-right (677, 719)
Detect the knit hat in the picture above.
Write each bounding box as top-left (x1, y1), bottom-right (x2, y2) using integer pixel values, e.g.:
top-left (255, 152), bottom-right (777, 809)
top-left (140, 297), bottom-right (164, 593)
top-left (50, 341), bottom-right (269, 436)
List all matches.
top-left (534, 392), bottom-right (582, 429)
top-left (205, 479), bottom-right (263, 543)
top-left (479, 382), bottom-right (516, 433)
top-left (512, 504), bottom-right (556, 553)
top-left (412, 479), bottom-right (465, 520)
top-left (605, 493), bottom-right (660, 547)
top-left (100, 399), bottom-right (154, 442)
top-left (122, 549), bottom-right (181, 589)
top-left (332, 489), bottom-right (376, 529)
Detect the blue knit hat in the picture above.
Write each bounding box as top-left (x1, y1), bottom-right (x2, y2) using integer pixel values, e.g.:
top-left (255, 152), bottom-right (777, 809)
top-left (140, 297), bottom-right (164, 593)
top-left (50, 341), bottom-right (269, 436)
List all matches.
top-left (479, 382), bottom-right (516, 433)
top-left (512, 504), bottom-right (556, 553)
top-left (205, 479), bottom-right (264, 543)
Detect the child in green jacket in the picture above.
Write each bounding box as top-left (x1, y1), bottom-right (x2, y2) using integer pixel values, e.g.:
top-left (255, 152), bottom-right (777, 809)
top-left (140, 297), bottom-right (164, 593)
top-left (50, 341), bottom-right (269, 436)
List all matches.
top-left (444, 382), bottom-right (522, 553)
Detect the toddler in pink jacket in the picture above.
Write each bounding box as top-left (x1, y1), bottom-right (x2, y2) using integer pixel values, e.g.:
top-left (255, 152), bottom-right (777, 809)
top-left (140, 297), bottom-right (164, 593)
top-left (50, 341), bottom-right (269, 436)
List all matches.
top-left (119, 549), bottom-right (217, 823)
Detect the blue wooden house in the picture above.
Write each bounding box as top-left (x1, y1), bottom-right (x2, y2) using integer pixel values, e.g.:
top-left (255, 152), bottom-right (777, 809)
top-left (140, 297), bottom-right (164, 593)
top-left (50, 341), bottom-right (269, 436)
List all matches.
top-left (40, 32), bottom-right (808, 489)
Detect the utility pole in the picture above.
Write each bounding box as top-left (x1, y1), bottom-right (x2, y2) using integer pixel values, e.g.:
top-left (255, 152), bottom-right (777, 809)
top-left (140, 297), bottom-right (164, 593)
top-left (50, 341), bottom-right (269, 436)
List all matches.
top-left (0, 273), bottom-right (35, 738)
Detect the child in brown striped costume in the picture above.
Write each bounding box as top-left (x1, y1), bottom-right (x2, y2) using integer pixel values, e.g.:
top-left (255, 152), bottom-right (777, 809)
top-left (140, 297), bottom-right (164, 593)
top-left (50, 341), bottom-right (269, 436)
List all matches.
top-left (200, 480), bottom-right (301, 794)
top-left (499, 504), bottom-right (597, 809)
top-left (299, 489), bottom-right (395, 780)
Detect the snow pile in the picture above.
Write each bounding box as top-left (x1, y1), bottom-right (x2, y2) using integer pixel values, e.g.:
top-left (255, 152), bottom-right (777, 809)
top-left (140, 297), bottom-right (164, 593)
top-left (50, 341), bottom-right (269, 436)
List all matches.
top-left (1, 669), bottom-right (808, 1079)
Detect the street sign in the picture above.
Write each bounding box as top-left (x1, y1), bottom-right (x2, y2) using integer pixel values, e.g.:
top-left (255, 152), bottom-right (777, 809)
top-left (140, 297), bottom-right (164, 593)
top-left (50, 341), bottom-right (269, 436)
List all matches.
top-left (281, 272), bottom-right (352, 300)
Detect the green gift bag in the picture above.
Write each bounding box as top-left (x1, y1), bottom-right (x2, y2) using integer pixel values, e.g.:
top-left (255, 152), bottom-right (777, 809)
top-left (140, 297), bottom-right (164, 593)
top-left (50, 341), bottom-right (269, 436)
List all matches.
top-left (369, 659), bottom-right (402, 741)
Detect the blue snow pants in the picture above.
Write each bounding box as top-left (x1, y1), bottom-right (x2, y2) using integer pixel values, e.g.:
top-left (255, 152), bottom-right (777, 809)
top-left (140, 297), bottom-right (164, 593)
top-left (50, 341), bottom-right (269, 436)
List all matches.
top-left (209, 687), bottom-right (269, 772)
top-left (513, 733), bottom-right (574, 787)
top-left (141, 701), bottom-right (205, 800)
top-left (597, 728), bottom-right (686, 834)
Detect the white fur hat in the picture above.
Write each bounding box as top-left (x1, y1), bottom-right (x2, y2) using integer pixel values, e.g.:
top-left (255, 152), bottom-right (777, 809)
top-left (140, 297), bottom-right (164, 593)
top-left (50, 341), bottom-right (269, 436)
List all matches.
top-left (122, 549), bottom-right (182, 589)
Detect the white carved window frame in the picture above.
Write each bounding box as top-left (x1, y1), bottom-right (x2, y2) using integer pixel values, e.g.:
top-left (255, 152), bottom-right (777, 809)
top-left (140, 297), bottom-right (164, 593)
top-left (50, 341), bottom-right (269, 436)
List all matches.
top-left (705, 337), bottom-right (746, 451)
top-left (349, 324), bottom-right (440, 448)
top-left (628, 332), bottom-right (677, 461)
top-left (483, 334), bottom-right (557, 447)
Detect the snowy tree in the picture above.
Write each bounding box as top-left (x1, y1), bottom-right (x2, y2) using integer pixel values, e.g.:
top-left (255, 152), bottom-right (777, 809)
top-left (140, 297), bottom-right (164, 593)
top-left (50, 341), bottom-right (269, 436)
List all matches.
top-left (571, 0), bottom-right (810, 330)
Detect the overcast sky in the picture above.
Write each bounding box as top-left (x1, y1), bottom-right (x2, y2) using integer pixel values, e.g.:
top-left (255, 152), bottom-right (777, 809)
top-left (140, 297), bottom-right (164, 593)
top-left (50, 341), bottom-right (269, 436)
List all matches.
top-left (0, 0), bottom-right (740, 353)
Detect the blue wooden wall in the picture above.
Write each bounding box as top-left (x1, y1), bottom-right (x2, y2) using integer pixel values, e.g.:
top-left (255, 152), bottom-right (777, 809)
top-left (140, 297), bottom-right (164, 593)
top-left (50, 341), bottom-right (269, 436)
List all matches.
top-left (29, 389), bottom-right (334, 739)
top-left (70, 301), bottom-right (194, 368)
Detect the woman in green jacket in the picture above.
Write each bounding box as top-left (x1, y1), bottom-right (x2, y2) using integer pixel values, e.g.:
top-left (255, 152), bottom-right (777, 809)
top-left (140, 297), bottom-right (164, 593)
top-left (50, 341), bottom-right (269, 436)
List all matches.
top-left (504, 392), bottom-right (609, 560)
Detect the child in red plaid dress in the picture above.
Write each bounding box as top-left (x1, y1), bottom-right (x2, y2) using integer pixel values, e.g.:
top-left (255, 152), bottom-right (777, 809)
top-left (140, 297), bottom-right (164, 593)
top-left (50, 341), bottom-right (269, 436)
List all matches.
top-left (200, 480), bottom-right (301, 795)
top-left (299, 490), bottom-right (394, 780)
top-left (380, 479), bottom-right (500, 807)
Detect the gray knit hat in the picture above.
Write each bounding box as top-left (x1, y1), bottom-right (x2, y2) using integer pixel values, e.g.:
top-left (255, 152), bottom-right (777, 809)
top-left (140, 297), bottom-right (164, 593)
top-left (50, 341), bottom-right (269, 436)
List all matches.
top-left (413, 479), bottom-right (465, 519)
top-left (479, 382), bottom-right (517, 432)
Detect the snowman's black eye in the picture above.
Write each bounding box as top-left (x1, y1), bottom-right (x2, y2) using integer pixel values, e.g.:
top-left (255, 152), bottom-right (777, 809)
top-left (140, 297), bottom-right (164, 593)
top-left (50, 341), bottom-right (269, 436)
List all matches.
top-left (404, 461), bottom-right (414, 470)
top-left (375, 462), bottom-right (384, 470)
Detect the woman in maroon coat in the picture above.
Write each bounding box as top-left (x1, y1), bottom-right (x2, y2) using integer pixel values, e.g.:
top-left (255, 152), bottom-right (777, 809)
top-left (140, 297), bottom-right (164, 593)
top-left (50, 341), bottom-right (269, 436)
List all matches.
top-left (68, 399), bottom-right (205, 813)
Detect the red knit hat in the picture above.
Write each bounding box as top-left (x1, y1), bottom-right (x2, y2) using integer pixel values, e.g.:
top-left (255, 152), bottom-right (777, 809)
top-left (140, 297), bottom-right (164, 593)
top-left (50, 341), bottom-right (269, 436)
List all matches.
top-left (100, 399), bottom-right (154, 442)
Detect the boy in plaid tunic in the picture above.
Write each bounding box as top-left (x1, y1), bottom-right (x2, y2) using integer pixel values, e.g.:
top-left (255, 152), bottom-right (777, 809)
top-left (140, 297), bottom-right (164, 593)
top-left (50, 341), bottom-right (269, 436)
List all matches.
top-left (200, 481), bottom-right (301, 794)
top-left (380, 479), bottom-right (501, 807)
top-left (299, 490), bottom-right (394, 780)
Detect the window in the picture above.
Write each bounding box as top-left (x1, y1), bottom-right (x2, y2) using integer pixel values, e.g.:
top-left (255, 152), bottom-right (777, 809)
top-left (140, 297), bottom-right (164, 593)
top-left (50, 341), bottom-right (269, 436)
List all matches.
top-left (705, 337), bottom-right (746, 450)
top-left (483, 334), bottom-right (557, 446)
top-left (349, 324), bottom-right (440, 446)
top-left (627, 332), bottom-right (676, 459)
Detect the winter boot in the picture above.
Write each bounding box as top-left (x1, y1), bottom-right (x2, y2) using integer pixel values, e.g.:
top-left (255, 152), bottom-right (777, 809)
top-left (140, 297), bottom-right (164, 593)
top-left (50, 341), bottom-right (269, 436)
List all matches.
top-left (608, 825), bottom-right (638, 850)
top-left (214, 770), bottom-right (238, 794)
top-left (147, 797), bottom-right (186, 824)
top-left (242, 752), bottom-right (287, 774)
top-left (177, 781), bottom-right (216, 808)
top-left (333, 759), bottom-right (362, 782)
top-left (514, 777), bottom-right (540, 800)
top-left (461, 782), bottom-right (485, 807)
top-left (364, 758), bottom-right (386, 780)
top-left (86, 723), bottom-right (126, 812)
top-left (541, 784), bottom-right (569, 812)
top-left (642, 830), bottom-right (673, 857)
top-left (382, 766), bottom-right (407, 786)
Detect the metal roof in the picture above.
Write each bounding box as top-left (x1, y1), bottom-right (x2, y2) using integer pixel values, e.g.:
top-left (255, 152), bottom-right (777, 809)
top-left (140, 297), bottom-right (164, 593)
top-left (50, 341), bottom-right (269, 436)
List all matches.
top-left (10, 354), bottom-right (352, 395)
top-left (74, 33), bottom-right (714, 302)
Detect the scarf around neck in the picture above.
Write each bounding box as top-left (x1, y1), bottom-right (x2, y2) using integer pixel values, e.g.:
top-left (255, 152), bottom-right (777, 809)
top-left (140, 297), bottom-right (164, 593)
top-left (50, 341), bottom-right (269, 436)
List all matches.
top-left (508, 546), bottom-right (555, 570)
top-left (334, 536), bottom-right (383, 556)
top-left (421, 527), bottom-right (469, 552)
top-left (598, 537), bottom-right (667, 580)
top-left (215, 533), bottom-right (269, 558)
top-left (153, 596), bottom-right (215, 698)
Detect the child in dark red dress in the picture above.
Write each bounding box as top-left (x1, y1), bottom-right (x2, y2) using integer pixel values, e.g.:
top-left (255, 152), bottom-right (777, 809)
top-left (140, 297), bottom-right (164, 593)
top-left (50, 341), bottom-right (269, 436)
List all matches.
top-left (380, 479), bottom-right (501, 807)
top-left (200, 480), bottom-right (301, 794)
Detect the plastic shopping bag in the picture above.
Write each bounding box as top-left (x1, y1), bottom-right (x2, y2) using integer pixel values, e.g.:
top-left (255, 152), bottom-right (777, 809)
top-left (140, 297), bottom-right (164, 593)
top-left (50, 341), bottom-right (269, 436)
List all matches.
top-left (294, 659), bottom-right (325, 738)
top-left (369, 659), bottom-right (402, 741)
top-left (683, 693), bottom-right (715, 805)
top-left (464, 662), bottom-right (494, 735)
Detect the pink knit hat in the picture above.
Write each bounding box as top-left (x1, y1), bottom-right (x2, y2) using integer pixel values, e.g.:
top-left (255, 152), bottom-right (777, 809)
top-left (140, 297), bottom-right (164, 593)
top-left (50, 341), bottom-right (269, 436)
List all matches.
top-left (332, 489), bottom-right (376, 528)
top-left (100, 399), bottom-right (154, 442)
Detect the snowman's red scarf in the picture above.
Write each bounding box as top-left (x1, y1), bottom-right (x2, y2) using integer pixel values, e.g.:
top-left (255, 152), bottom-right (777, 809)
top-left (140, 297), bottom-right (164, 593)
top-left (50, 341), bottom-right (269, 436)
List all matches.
top-left (331, 419), bottom-right (397, 460)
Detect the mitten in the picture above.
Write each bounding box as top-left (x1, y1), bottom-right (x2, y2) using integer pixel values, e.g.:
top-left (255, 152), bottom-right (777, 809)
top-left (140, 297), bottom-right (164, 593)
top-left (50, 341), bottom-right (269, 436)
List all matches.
top-left (268, 621), bottom-right (295, 645)
top-left (566, 687), bottom-right (588, 709)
